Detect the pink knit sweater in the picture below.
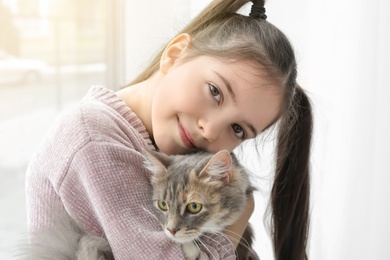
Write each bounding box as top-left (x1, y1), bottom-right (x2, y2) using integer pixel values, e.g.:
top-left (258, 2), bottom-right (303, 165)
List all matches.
top-left (26, 86), bottom-right (236, 259)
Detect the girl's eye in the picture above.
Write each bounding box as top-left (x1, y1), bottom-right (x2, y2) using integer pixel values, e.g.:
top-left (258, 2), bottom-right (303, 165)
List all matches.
top-left (186, 202), bottom-right (202, 214)
top-left (232, 123), bottom-right (246, 139)
top-left (209, 84), bottom-right (222, 103)
top-left (157, 200), bottom-right (168, 211)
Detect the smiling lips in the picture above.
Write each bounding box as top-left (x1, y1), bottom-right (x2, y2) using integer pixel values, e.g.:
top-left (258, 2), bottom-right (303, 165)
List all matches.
top-left (178, 121), bottom-right (196, 149)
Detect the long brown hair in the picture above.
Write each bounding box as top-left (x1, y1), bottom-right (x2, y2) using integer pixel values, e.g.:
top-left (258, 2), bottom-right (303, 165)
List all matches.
top-left (126, 0), bottom-right (313, 259)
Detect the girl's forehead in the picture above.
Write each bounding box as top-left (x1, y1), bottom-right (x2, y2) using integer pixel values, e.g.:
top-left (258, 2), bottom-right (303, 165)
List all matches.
top-left (193, 55), bottom-right (277, 87)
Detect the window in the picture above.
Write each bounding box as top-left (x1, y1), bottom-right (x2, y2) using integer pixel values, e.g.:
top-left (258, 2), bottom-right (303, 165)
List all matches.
top-left (0, 0), bottom-right (121, 257)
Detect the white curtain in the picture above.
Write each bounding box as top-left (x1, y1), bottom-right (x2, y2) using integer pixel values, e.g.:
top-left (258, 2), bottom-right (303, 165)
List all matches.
top-left (302, 0), bottom-right (390, 259)
top-left (123, 0), bottom-right (390, 259)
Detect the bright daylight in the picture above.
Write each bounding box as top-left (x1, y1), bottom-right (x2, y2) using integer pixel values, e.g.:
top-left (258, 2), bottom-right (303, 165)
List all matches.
top-left (1, 1), bottom-right (389, 260)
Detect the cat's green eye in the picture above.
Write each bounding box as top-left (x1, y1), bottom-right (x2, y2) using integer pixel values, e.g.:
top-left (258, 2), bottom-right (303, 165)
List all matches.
top-left (158, 200), bottom-right (168, 211)
top-left (186, 202), bottom-right (202, 214)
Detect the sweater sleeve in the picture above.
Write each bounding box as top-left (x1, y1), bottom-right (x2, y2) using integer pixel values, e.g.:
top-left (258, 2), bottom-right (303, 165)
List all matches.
top-left (58, 141), bottom-right (236, 260)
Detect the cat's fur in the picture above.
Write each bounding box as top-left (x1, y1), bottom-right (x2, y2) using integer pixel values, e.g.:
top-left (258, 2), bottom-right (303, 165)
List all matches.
top-left (16, 150), bottom-right (258, 260)
top-left (144, 149), bottom-right (258, 260)
top-left (15, 211), bottom-right (114, 260)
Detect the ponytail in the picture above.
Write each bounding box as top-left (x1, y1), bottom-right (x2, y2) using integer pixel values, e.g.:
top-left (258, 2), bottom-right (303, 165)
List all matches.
top-left (271, 86), bottom-right (312, 260)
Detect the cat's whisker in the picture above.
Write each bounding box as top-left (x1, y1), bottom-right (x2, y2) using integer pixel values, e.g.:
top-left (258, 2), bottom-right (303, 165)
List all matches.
top-left (198, 233), bottom-right (232, 257)
top-left (140, 207), bottom-right (159, 222)
top-left (192, 238), bottom-right (201, 254)
top-left (236, 243), bottom-right (258, 258)
top-left (195, 238), bottom-right (218, 260)
top-left (211, 228), bottom-right (242, 241)
top-left (209, 230), bottom-right (258, 258)
top-left (202, 229), bottom-right (257, 258)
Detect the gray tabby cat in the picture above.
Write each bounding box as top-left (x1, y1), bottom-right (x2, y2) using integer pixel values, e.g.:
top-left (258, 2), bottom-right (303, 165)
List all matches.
top-left (144, 149), bottom-right (257, 260)
top-left (16, 150), bottom-right (257, 260)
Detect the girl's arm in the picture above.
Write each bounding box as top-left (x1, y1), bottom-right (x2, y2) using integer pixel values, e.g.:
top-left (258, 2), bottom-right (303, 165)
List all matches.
top-left (224, 193), bottom-right (255, 248)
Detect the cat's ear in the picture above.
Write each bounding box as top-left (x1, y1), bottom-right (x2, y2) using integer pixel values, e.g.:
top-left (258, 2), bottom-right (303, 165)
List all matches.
top-left (143, 148), bottom-right (171, 175)
top-left (199, 150), bottom-right (232, 184)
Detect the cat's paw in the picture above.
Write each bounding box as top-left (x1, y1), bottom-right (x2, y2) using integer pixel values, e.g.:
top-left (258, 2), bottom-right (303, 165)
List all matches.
top-left (182, 242), bottom-right (200, 260)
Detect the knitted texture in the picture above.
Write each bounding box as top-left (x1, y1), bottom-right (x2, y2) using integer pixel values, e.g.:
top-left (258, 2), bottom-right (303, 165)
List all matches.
top-left (26, 86), bottom-right (236, 259)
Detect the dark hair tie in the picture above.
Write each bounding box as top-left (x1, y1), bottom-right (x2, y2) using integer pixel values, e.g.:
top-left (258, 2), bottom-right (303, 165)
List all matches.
top-left (249, 4), bottom-right (267, 20)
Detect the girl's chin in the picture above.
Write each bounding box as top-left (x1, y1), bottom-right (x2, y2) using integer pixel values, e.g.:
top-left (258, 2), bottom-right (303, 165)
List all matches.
top-left (156, 143), bottom-right (195, 155)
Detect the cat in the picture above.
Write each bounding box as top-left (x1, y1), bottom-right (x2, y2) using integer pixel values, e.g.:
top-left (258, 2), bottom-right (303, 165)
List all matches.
top-left (15, 150), bottom-right (258, 260)
top-left (144, 149), bottom-right (258, 260)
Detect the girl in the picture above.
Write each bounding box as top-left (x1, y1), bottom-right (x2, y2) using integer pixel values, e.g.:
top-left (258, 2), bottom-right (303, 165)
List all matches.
top-left (26, 0), bottom-right (312, 259)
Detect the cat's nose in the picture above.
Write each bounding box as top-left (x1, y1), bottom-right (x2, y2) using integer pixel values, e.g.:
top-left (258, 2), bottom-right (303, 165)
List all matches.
top-left (167, 228), bottom-right (180, 235)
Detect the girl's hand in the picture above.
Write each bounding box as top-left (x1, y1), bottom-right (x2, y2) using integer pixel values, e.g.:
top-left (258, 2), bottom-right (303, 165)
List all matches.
top-left (223, 193), bottom-right (255, 248)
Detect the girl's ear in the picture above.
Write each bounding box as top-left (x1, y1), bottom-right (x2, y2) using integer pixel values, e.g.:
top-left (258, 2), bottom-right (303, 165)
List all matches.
top-left (159, 33), bottom-right (191, 74)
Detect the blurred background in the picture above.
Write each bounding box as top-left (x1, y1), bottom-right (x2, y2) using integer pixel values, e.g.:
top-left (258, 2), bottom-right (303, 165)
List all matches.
top-left (0, 0), bottom-right (109, 258)
top-left (0, 0), bottom-right (389, 259)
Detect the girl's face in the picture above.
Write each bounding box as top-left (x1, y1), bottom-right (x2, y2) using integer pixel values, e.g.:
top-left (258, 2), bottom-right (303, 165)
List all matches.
top-left (151, 55), bottom-right (283, 155)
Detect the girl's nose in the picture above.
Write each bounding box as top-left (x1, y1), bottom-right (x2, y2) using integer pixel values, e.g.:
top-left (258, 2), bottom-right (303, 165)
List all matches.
top-left (198, 118), bottom-right (224, 143)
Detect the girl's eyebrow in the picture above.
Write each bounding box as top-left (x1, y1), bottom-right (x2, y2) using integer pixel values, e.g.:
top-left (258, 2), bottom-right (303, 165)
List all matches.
top-left (212, 70), bottom-right (258, 137)
top-left (213, 70), bottom-right (236, 102)
top-left (247, 124), bottom-right (258, 137)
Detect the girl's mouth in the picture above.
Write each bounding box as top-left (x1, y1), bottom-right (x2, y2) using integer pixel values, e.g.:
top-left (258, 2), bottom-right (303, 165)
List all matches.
top-left (178, 120), bottom-right (196, 149)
